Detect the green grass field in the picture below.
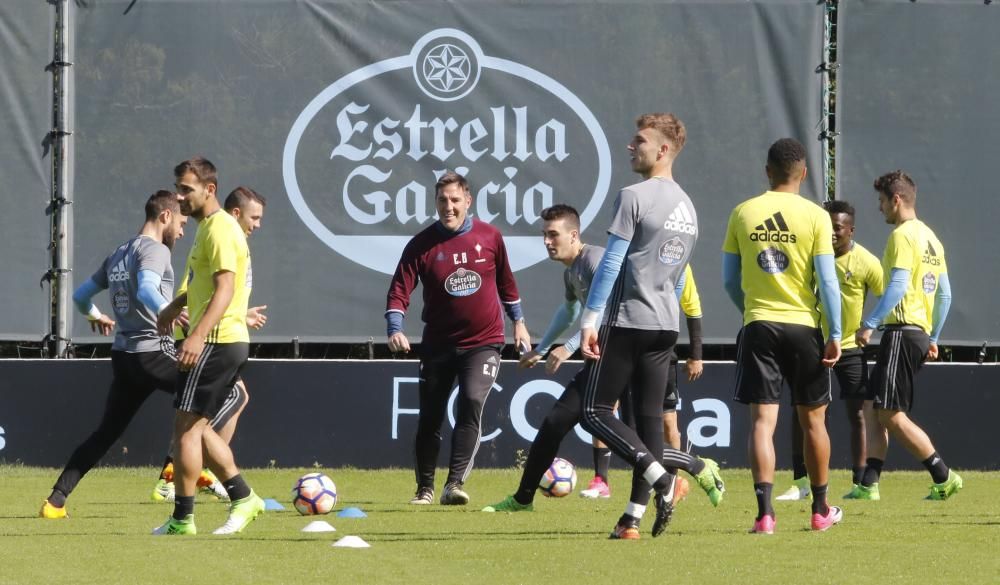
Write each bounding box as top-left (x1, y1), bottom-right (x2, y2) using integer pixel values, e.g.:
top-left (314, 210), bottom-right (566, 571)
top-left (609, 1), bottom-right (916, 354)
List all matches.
top-left (2, 465), bottom-right (998, 585)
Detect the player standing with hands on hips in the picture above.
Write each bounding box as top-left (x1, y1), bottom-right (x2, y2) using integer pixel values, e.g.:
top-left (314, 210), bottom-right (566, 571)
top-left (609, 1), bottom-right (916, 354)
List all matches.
top-left (386, 171), bottom-right (530, 506)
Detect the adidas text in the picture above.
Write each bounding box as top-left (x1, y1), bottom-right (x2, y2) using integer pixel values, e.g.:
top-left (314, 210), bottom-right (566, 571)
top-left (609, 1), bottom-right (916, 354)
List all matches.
top-left (663, 219), bottom-right (697, 234)
top-left (750, 231), bottom-right (797, 243)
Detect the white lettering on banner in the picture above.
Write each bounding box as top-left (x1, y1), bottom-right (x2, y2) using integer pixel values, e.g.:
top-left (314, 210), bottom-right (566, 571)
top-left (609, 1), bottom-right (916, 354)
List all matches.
top-left (390, 378), bottom-right (733, 448)
top-left (283, 28), bottom-right (613, 275)
top-left (685, 399), bottom-right (731, 448)
top-left (0, 425), bottom-right (5, 451)
top-left (391, 377), bottom-right (421, 440)
top-left (508, 380), bottom-right (591, 444)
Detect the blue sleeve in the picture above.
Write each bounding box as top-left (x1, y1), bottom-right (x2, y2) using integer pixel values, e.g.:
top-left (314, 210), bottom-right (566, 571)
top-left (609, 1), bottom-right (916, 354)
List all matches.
top-left (72, 278), bottom-right (103, 316)
top-left (862, 268), bottom-right (911, 329)
top-left (721, 252), bottom-right (744, 314)
top-left (814, 254), bottom-right (842, 341)
top-left (385, 310), bottom-right (404, 336)
top-left (503, 300), bottom-right (524, 322)
top-left (536, 300), bottom-right (580, 353)
top-left (584, 234), bottom-right (630, 313)
top-left (674, 267), bottom-right (686, 302)
top-left (930, 273), bottom-right (952, 343)
top-left (137, 270), bottom-right (170, 314)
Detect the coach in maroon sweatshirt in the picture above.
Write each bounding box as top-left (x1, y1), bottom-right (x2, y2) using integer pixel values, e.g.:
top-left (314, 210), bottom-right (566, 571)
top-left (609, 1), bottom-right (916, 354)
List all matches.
top-left (386, 170), bottom-right (531, 506)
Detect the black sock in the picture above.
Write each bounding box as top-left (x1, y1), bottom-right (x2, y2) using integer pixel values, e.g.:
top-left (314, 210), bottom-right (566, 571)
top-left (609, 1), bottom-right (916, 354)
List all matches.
top-left (47, 489), bottom-right (67, 508)
top-left (754, 482), bottom-right (774, 520)
top-left (222, 473), bottom-right (252, 501)
top-left (159, 456), bottom-right (174, 480)
top-left (861, 458), bottom-right (884, 487)
top-left (792, 453), bottom-right (807, 481)
top-left (922, 452), bottom-right (950, 484)
top-left (172, 496), bottom-right (194, 521)
top-left (811, 484), bottom-right (829, 516)
top-left (594, 447), bottom-right (611, 482)
top-left (851, 466), bottom-right (865, 486)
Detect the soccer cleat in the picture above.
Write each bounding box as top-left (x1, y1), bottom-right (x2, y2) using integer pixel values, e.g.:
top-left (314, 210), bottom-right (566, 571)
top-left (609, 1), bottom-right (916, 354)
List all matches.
top-left (440, 482), bottom-right (470, 505)
top-left (926, 471), bottom-right (963, 501)
top-left (151, 479), bottom-right (175, 502)
top-left (212, 492), bottom-right (265, 535)
top-left (693, 457), bottom-right (725, 507)
top-left (39, 500), bottom-right (68, 519)
top-left (651, 493), bottom-right (674, 537)
top-left (673, 476), bottom-right (690, 505)
top-left (811, 505), bottom-right (844, 531)
top-left (152, 514), bottom-right (197, 535)
top-left (482, 495), bottom-right (533, 513)
top-left (609, 519), bottom-right (641, 540)
top-left (579, 476), bottom-right (611, 499)
top-left (161, 462), bottom-right (174, 483)
top-left (409, 486), bottom-right (434, 505)
top-left (775, 476), bottom-right (811, 501)
top-left (196, 469), bottom-right (230, 501)
top-left (749, 514), bottom-right (776, 535)
top-left (844, 482), bottom-right (880, 501)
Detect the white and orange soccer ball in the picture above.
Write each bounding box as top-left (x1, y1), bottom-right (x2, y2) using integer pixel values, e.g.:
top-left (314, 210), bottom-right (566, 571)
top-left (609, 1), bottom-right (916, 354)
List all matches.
top-left (292, 472), bottom-right (338, 515)
top-left (539, 457), bottom-right (577, 497)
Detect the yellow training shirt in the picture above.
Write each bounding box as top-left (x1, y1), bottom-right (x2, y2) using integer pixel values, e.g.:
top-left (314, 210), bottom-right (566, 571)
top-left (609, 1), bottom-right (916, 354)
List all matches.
top-left (882, 219), bottom-right (946, 334)
top-left (723, 191), bottom-right (834, 327)
top-left (680, 264), bottom-right (702, 318)
top-left (821, 241), bottom-right (884, 349)
top-left (183, 210), bottom-right (251, 343)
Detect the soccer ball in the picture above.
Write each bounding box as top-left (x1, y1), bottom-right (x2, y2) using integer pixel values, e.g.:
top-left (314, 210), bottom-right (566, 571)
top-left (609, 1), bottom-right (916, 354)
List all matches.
top-left (292, 472), bottom-right (338, 515)
top-left (539, 457), bottom-right (577, 497)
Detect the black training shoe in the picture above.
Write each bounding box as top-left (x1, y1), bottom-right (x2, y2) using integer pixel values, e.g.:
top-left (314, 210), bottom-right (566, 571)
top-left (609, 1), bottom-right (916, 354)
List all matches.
top-left (652, 493), bottom-right (674, 537)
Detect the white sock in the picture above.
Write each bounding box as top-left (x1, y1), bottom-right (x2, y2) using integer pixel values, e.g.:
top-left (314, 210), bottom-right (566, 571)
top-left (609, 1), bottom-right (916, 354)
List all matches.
top-left (625, 502), bottom-right (646, 519)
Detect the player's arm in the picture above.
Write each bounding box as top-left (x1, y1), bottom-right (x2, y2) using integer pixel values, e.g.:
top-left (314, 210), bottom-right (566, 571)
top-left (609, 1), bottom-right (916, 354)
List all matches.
top-left (856, 267), bottom-right (910, 347)
top-left (520, 299), bottom-right (579, 368)
top-left (580, 234), bottom-right (629, 360)
top-left (927, 272), bottom-right (952, 359)
top-left (721, 252), bottom-right (744, 314)
top-left (137, 271), bottom-right (171, 315)
top-left (679, 265), bottom-right (704, 380)
top-left (72, 276), bottom-right (114, 335)
top-left (177, 270), bottom-right (234, 370)
top-left (494, 232), bottom-right (530, 352)
top-left (385, 243), bottom-right (420, 354)
top-left (157, 291), bottom-right (188, 335)
top-left (814, 254), bottom-right (842, 366)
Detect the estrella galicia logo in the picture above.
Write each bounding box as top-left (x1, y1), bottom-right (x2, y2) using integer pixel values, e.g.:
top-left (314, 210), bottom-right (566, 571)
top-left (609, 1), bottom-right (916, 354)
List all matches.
top-left (284, 29), bottom-right (612, 275)
top-left (757, 247), bottom-right (789, 274)
top-left (444, 268), bottom-right (482, 297)
top-left (112, 290), bottom-right (130, 314)
top-left (751, 212), bottom-right (797, 243)
top-left (922, 272), bottom-right (937, 294)
top-left (658, 237), bottom-right (686, 265)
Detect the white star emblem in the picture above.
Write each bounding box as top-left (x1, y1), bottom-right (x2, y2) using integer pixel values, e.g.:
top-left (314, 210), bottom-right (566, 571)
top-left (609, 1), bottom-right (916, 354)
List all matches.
top-left (423, 44), bottom-right (470, 93)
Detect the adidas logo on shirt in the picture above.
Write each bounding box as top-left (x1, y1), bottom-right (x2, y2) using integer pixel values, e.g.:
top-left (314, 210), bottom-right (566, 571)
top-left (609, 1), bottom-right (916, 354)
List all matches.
top-left (751, 212), bottom-right (797, 243)
top-left (923, 241), bottom-right (941, 266)
top-left (662, 202), bottom-right (697, 234)
top-left (108, 258), bottom-right (130, 282)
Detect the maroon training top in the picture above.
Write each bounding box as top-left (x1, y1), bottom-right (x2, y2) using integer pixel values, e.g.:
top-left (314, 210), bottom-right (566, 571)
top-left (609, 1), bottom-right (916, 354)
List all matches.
top-left (386, 219), bottom-right (521, 351)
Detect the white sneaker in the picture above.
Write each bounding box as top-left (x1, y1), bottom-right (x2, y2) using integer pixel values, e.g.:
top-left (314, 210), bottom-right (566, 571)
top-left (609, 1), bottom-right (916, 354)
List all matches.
top-left (775, 477), bottom-right (811, 501)
top-left (202, 480), bottom-right (230, 501)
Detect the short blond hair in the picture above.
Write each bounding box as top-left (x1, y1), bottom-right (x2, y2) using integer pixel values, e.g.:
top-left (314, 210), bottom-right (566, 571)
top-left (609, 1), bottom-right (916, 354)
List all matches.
top-left (636, 113), bottom-right (686, 153)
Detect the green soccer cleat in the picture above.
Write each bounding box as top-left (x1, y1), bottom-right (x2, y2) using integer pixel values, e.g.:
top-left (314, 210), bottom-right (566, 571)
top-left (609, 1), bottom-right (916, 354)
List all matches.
top-left (212, 492), bottom-right (265, 535)
top-left (693, 458), bottom-right (725, 507)
top-left (151, 479), bottom-right (175, 502)
top-left (926, 471), bottom-right (963, 501)
top-left (844, 482), bottom-right (880, 501)
top-left (481, 495), bottom-right (533, 513)
top-left (152, 514), bottom-right (196, 535)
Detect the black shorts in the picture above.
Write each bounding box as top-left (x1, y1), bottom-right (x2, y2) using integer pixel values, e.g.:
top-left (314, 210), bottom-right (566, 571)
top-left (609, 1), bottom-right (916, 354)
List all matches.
top-left (734, 321), bottom-right (832, 406)
top-left (834, 348), bottom-right (868, 400)
top-left (174, 343), bottom-right (249, 419)
top-left (111, 349), bottom-right (177, 395)
top-left (868, 326), bottom-right (928, 412)
top-left (663, 356), bottom-right (681, 411)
